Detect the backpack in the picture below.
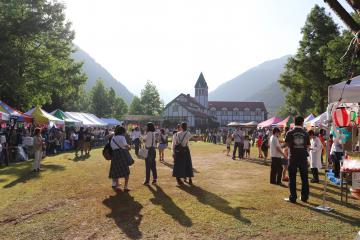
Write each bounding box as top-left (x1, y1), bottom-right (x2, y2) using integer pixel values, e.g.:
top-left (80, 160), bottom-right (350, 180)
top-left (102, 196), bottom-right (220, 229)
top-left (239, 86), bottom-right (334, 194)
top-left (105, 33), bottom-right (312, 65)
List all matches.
top-left (103, 137), bottom-right (113, 160)
top-left (261, 137), bottom-right (268, 151)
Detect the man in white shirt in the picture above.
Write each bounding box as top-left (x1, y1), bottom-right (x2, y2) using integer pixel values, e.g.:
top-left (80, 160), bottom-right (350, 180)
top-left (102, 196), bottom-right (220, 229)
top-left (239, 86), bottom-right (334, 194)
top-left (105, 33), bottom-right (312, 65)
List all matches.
top-left (270, 127), bottom-right (284, 184)
top-left (232, 127), bottom-right (244, 160)
top-left (131, 127), bottom-right (141, 156)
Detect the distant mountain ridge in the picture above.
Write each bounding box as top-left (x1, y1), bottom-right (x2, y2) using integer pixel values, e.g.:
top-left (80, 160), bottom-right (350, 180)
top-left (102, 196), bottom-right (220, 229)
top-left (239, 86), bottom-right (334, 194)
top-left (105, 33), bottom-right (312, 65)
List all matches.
top-left (209, 55), bottom-right (290, 115)
top-left (72, 47), bottom-right (134, 103)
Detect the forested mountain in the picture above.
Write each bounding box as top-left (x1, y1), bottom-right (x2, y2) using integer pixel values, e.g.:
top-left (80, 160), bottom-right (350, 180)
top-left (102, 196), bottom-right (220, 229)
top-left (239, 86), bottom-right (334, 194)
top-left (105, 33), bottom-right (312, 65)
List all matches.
top-left (72, 47), bottom-right (134, 103)
top-left (209, 55), bottom-right (290, 114)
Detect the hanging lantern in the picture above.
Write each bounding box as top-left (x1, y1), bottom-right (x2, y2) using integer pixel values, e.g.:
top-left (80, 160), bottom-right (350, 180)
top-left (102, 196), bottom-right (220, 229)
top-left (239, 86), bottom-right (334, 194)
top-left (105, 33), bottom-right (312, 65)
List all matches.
top-left (332, 107), bottom-right (350, 127)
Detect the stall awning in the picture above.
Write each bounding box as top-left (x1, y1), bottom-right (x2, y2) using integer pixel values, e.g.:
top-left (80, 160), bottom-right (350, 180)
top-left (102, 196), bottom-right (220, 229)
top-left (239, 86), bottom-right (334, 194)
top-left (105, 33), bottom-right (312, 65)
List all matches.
top-left (276, 116), bottom-right (294, 128)
top-left (258, 117), bottom-right (282, 128)
top-left (64, 112), bottom-right (107, 127)
top-left (100, 118), bottom-right (122, 126)
top-left (25, 107), bottom-right (65, 126)
top-left (328, 75), bottom-right (360, 103)
top-left (50, 109), bottom-right (82, 126)
top-left (0, 101), bottom-right (33, 123)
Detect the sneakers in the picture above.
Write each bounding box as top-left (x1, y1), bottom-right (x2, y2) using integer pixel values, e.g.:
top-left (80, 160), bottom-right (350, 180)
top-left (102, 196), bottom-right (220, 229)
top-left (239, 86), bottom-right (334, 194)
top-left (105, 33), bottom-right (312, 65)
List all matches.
top-left (310, 179), bottom-right (320, 183)
top-left (284, 198), bottom-right (296, 203)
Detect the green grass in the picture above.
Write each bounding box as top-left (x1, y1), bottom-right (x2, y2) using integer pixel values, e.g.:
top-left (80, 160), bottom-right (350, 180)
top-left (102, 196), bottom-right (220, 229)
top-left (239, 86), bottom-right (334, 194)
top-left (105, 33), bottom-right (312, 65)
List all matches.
top-left (0, 142), bottom-right (359, 240)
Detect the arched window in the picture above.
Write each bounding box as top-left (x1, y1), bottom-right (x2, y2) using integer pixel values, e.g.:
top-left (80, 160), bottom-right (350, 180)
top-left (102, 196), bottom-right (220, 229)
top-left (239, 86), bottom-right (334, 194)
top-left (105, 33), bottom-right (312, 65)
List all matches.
top-left (222, 107), bottom-right (228, 116)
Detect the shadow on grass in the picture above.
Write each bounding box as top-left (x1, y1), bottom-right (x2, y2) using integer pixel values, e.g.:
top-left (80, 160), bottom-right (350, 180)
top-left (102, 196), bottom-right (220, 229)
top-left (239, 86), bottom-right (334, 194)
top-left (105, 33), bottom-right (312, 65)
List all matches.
top-left (241, 158), bottom-right (270, 166)
top-left (103, 191), bottom-right (143, 239)
top-left (160, 161), bottom-right (200, 173)
top-left (179, 185), bottom-right (252, 224)
top-left (68, 153), bottom-right (91, 162)
top-left (2, 164), bottom-right (65, 189)
top-left (147, 185), bottom-right (192, 227)
top-left (305, 202), bottom-right (360, 227)
top-left (310, 184), bottom-right (342, 197)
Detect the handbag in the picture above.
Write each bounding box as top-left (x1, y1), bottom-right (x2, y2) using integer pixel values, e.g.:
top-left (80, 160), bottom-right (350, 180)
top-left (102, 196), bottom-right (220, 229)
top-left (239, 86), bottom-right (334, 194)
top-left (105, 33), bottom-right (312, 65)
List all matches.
top-left (139, 133), bottom-right (154, 159)
top-left (102, 138), bottom-right (113, 160)
top-left (174, 132), bottom-right (188, 155)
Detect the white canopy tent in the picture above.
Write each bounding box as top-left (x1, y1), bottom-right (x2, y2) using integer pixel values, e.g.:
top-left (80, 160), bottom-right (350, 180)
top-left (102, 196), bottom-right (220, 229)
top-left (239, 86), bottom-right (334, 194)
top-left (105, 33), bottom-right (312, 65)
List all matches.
top-left (328, 75), bottom-right (360, 103)
top-left (64, 112), bottom-right (107, 127)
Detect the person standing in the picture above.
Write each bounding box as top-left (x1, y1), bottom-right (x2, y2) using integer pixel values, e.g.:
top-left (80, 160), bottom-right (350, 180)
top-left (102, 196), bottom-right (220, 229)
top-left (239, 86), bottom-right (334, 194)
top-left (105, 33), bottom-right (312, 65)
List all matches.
top-left (225, 133), bottom-right (232, 156)
top-left (270, 128), bottom-right (284, 185)
top-left (257, 135), bottom-right (263, 158)
top-left (132, 127), bottom-right (141, 156)
top-left (109, 125), bottom-right (131, 191)
top-left (232, 127), bottom-right (244, 160)
top-left (243, 136), bottom-right (251, 158)
top-left (172, 122), bottom-right (194, 186)
top-left (32, 128), bottom-right (44, 172)
top-left (143, 122), bottom-right (157, 185)
top-left (158, 129), bottom-right (168, 162)
top-left (330, 132), bottom-right (343, 178)
top-left (284, 116), bottom-right (310, 203)
top-left (309, 130), bottom-right (322, 183)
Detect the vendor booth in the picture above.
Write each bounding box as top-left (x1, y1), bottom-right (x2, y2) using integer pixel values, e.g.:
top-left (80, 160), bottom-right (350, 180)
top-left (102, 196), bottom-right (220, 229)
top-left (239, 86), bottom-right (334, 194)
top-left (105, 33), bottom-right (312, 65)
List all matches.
top-left (257, 117), bottom-right (282, 128)
top-left (50, 109), bottom-right (82, 127)
top-left (276, 116), bottom-right (294, 128)
top-left (326, 75), bottom-right (360, 203)
top-left (0, 101), bottom-right (32, 123)
top-left (64, 112), bottom-right (107, 127)
top-left (25, 106), bottom-right (65, 127)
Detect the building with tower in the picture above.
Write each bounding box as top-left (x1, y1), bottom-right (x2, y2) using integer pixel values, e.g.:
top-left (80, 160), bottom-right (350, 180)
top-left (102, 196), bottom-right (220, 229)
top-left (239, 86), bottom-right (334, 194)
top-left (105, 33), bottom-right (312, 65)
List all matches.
top-left (162, 73), bottom-right (267, 129)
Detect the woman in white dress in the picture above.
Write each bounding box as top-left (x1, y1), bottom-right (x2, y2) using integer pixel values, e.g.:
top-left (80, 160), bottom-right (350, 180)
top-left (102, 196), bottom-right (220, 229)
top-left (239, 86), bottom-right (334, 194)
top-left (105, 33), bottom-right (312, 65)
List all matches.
top-left (309, 130), bottom-right (323, 183)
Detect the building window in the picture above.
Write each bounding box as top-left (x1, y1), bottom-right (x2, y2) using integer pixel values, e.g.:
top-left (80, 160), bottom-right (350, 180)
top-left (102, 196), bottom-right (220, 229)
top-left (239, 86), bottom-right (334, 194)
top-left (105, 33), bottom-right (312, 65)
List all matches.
top-left (251, 111), bottom-right (255, 116)
top-left (172, 104), bottom-right (179, 112)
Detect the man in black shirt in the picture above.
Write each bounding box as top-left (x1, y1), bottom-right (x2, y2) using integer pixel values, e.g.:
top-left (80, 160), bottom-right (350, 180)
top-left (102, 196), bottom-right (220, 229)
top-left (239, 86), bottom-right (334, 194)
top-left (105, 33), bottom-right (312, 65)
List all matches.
top-left (284, 116), bottom-right (310, 203)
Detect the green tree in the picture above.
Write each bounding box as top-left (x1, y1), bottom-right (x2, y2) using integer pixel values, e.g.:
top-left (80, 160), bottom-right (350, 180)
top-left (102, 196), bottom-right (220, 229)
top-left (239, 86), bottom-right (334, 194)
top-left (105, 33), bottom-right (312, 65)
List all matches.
top-left (129, 96), bottom-right (144, 115)
top-left (279, 5), bottom-right (340, 115)
top-left (112, 97), bottom-right (128, 119)
top-left (0, 0), bottom-right (86, 111)
top-left (90, 79), bottom-right (111, 117)
top-left (140, 80), bottom-right (163, 116)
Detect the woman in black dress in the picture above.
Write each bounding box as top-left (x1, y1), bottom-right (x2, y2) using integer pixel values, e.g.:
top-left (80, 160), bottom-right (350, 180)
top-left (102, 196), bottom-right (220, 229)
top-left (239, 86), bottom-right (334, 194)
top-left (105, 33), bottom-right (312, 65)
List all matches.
top-left (109, 126), bottom-right (132, 191)
top-left (172, 122), bottom-right (194, 185)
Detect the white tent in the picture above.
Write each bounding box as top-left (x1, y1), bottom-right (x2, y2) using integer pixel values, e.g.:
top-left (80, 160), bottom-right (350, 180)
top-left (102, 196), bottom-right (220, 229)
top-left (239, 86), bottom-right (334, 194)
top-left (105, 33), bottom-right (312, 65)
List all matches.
top-left (308, 112), bottom-right (327, 127)
top-left (64, 112), bottom-right (107, 127)
top-left (328, 75), bottom-right (360, 103)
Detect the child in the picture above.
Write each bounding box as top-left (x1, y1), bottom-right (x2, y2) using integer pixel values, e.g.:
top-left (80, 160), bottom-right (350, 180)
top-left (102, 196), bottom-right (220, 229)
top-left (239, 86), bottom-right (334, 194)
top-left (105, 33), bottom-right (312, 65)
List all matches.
top-left (225, 133), bottom-right (232, 156)
top-left (243, 136), bottom-right (250, 158)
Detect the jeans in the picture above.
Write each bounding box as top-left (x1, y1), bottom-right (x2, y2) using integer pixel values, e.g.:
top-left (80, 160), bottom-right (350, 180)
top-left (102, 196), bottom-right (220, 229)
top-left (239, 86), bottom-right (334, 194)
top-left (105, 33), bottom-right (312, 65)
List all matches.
top-left (288, 160), bottom-right (309, 201)
top-left (145, 147), bottom-right (157, 182)
top-left (270, 157), bottom-right (283, 184)
top-left (233, 142), bottom-right (244, 158)
top-left (133, 138), bottom-right (140, 155)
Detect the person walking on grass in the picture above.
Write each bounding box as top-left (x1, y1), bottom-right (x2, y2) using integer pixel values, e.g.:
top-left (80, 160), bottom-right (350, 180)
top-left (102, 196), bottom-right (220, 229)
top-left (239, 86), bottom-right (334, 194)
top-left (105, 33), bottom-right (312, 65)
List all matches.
top-left (143, 122), bottom-right (157, 185)
top-left (158, 128), bottom-right (168, 162)
top-left (109, 125), bottom-right (131, 191)
top-left (284, 116), bottom-right (310, 203)
top-left (270, 127), bottom-right (284, 185)
top-left (309, 130), bottom-right (322, 183)
top-left (32, 128), bottom-right (44, 172)
top-left (257, 135), bottom-right (263, 158)
top-left (232, 127), bottom-right (244, 160)
top-left (261, 134), bottom-right (269, 162)
top-left (172, 122), bottom-right (194, 186)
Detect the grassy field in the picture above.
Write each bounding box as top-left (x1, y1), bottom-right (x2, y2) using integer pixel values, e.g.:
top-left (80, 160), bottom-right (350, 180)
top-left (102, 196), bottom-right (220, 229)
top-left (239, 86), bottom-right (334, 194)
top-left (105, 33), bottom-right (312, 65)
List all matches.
top-left (0, 142), bottom-right (359, 240)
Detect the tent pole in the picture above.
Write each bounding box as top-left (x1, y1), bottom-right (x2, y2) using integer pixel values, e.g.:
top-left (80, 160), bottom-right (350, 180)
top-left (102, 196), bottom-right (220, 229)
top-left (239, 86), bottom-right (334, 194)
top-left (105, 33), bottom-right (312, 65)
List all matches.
top-left (315, 104), bottom-right (334, 212)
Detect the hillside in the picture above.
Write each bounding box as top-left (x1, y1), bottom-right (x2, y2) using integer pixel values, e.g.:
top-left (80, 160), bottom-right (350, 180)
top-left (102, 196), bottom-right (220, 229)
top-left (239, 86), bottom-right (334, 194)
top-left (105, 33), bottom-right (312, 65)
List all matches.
top-left (209, 55), bottom-right (290, 114)
top-left (72, 47), bottom-right (134, 103)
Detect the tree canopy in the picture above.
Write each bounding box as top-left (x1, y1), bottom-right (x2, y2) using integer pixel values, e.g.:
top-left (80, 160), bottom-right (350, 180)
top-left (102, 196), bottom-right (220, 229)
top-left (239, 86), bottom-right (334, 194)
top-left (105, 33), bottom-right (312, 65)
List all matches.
top-left (0, 0), bottom-right (87, 111)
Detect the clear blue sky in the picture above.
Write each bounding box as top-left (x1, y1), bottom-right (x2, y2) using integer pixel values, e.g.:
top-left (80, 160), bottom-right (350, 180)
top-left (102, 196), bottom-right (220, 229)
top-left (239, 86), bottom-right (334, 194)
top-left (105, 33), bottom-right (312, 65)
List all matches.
top-left (62, 0), bottom-right (351, 102)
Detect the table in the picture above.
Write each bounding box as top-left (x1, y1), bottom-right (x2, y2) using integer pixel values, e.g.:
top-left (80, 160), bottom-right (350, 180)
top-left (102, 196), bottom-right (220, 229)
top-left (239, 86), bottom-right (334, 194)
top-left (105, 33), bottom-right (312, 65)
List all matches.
top-left (340, 169), bottom-right (360, 203)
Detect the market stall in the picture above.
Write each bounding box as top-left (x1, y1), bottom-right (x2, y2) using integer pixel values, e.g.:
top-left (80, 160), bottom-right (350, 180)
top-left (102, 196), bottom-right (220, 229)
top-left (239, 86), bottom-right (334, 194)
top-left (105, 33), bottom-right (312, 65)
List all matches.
top-left (0, 111), bottom-right (9, 122)
top-left (276, 116), bottom-right (294, 128)
top-left (64, 112), bottom-right (107, 127)
top-left (25, 106), bottom-right (65, 127)
top-left (0, 100), bottom-right (32, 123)
top-left (257, 117), bottom-right (282, 128)
top-left (326, 75), bottom-right (360, 203)
top-left (50, 109), bottom-right (82, 127)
